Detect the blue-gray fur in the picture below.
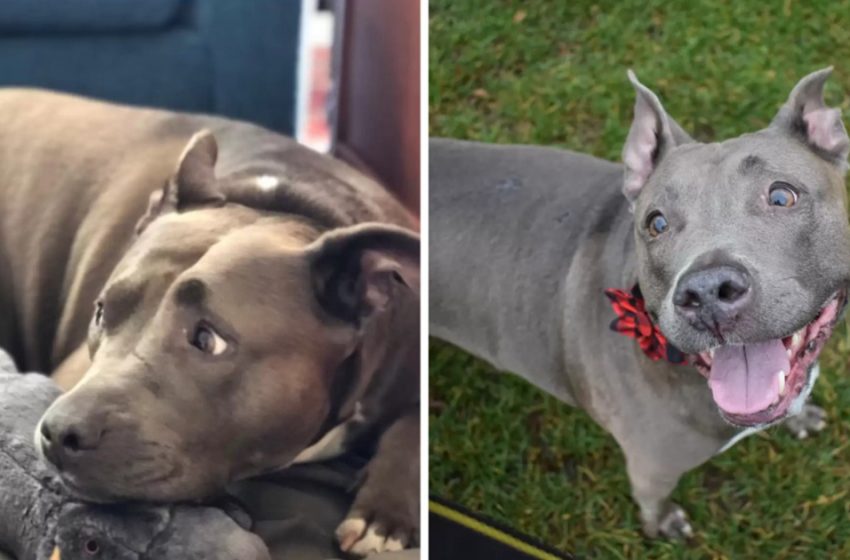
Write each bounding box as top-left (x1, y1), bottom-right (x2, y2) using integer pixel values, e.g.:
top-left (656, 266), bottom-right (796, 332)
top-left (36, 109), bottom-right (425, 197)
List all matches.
top-left (429, 68), bottom-right (850, 538)
top-left (0, 349), bottom-right (270, 560)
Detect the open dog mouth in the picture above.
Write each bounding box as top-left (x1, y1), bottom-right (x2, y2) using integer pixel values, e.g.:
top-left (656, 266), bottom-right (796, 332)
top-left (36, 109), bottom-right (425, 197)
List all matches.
top-left (692, 290), bottom-right (846, 427)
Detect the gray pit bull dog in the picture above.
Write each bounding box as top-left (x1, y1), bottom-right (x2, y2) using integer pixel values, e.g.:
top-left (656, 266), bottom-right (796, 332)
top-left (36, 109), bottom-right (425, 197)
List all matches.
top-left (430, 68), bottom-right (850, 538)
top-left (0, 89), bottom-right (420, 556)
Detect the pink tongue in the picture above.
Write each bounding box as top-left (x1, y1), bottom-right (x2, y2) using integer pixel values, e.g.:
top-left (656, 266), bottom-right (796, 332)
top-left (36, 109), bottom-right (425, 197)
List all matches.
top-left (708, 340), bottom-right (789, 415)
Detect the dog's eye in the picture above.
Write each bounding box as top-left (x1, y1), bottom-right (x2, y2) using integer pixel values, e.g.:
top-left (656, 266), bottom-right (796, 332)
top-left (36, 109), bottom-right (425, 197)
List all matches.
top-left (190, 323), bottom-right (228, 355)
top-left (768, 182), bottom-right (798, 208)
top-left (646, 211), bottom-right (669, 237)
top-left (93, 301), bottom-right (105, 327)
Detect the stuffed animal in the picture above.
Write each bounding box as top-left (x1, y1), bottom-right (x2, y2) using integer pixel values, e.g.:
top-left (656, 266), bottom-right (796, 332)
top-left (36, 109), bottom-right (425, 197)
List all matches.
top-left (0, 351), bottom-right (271, 560)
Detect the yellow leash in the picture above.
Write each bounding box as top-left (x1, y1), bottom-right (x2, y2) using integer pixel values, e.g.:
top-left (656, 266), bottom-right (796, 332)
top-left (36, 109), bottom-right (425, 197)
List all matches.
top-left (429, 500), bottom-right (564, 560)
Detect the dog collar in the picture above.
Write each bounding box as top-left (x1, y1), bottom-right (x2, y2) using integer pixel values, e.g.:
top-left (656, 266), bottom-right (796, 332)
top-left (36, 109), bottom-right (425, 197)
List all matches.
top-left (604, 284), bottom-right (687, 365)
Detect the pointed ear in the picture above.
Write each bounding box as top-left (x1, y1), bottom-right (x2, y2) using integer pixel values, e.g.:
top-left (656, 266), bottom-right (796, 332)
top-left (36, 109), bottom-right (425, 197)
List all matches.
top-left (135, 130), bottom-right (225, 234)
top-left (307, 223), bottom-right (420, 324)
top-left (622, 70), bottom-right (693, 204)
top-left (771, 67), bottom-right (849, 164)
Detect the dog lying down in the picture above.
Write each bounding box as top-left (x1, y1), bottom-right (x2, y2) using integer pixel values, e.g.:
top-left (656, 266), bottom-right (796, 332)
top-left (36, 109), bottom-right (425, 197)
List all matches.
top-left (0, 348), bottom-right (270, 560)
top-left (0, 349), bottom-right (421, 560)
top-left (0, 88), bottom-right (419, 557)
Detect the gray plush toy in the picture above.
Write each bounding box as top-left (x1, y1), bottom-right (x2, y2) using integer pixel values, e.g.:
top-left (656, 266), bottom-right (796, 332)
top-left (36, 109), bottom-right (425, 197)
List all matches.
top-left (0, 350), bottom-right (271, 560)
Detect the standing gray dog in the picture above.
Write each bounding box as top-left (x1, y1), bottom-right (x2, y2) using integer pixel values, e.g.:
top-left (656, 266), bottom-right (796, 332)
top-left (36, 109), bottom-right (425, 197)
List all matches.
top-left (430, 68), bottom-right (850, 537)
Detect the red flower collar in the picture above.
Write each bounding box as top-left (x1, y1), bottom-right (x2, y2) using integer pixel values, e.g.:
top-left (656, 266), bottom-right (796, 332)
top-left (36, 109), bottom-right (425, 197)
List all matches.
top-left (604, 284), bottom-right (687, 365)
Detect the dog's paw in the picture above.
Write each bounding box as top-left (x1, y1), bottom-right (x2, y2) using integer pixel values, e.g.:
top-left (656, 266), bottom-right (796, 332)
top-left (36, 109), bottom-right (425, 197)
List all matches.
top-left (658, 504), bottom-right (693, 539)
top-left (338, 411), bottom-right (419, 556)
top-left (336, 511), bottom-right (414, 556)
top-left (785, 403), bottom-right (827, 439)
top-left (643, 503), bottom-right (693, 540)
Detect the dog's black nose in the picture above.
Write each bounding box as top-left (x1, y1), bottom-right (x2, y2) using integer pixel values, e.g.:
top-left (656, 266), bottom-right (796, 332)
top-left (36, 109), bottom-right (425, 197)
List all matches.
top-left (39, 412), bottom-right (104, 468)
top-left (673, 265), bottom-right (752, 330)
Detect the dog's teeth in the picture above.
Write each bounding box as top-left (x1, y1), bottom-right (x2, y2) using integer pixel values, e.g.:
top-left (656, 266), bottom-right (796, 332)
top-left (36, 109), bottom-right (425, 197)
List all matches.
top-left (709, 348), bottom-right (715, 359)
top-left (792, 332), bottom-right (803, 349)
top-left (787, 348), bottom-right (794, 359)
top-left (778, 370), bottom-right (787, 396)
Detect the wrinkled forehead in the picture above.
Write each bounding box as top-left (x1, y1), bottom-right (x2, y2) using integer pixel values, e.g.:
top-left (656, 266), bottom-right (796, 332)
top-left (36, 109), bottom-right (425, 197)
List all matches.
top-left (109, 209), bottom-right (240, 282)
top-left (109, 206), bottom-right (314, 284)
top-left (187, 226), bottom-right (314, 301)
top-left (104, 210), bottom-right (327, 328)
top-left (172, 225), bottom-right (338, 348)
top-left (643, 131), bottom-right (840, 205)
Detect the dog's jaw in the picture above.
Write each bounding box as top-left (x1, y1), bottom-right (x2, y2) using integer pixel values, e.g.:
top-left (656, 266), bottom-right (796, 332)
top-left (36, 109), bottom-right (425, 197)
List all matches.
top-left (691, 290), bottom-right (844, 428)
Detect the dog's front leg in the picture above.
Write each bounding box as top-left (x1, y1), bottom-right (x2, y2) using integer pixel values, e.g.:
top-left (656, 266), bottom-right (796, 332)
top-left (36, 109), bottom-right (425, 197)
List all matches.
top-left (336, 407), bottom-right (419, 556)
top-left (621, 421), bottom-right (730, 540)
top-left (626, 458), bottom-right (693, 539)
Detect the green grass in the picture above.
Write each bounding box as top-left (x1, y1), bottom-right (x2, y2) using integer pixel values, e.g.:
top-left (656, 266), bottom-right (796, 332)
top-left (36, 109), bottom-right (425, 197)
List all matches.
top-left (429, 1), bottom-right (850, 558)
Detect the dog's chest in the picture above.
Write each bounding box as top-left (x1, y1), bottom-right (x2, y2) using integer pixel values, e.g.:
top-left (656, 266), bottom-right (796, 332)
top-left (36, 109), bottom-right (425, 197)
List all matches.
top-left (291, 403), bottom-right (366, 465)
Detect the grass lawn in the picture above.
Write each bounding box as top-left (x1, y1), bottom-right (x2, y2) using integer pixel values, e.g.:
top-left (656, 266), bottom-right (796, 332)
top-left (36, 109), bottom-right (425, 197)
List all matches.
top-left (428, 1), bottom-right (850, 558)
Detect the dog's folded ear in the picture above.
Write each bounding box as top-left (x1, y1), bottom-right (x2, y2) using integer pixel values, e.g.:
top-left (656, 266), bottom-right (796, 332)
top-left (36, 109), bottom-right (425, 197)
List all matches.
top-left (135, 130), bottom-right (226, 234)
top-left (622, 70), bottom-right (693, 205)
top-left (307, 223), bottom-right (420, 323)
top-left (771, 67), bottom-right (849, 165)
